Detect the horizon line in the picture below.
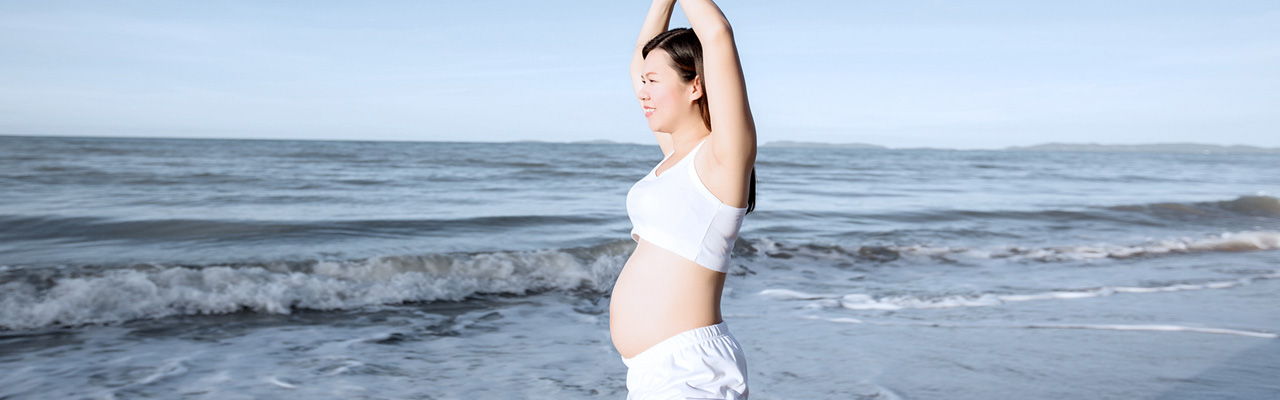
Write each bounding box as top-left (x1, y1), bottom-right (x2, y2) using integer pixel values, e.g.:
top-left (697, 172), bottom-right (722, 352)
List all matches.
top-left (2, 133), bottom-right (1277, 152)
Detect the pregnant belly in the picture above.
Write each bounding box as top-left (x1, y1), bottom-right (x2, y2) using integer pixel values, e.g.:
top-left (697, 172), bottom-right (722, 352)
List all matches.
top-left (610, 238), bottom-right (725, 359)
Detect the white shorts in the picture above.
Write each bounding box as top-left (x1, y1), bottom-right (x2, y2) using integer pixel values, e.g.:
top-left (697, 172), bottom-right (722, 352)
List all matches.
top-left (621, 321), bottom-right (749, 400)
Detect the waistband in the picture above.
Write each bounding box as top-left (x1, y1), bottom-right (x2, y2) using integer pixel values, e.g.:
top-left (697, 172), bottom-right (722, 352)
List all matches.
top-left (621, 321), bottom-right (730, 368)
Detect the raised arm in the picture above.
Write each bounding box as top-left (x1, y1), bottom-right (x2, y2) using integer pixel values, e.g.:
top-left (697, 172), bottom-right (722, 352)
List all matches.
top-left (632, 0), bottom-right (677, 155)
top-left (679, 0), bottom-right (757, 171)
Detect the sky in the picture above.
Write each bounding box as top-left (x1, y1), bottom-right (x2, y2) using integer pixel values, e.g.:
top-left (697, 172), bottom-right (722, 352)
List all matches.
top-left (1, 0), bottom-right (1277, 149)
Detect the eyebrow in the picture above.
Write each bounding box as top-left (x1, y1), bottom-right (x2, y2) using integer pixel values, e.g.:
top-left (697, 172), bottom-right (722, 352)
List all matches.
top-left (643, 72), bottom-right (658, 77)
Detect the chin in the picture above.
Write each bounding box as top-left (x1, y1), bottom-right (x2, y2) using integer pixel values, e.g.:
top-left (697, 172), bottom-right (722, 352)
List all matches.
top-left (647, 120), bottom-right (664, 133)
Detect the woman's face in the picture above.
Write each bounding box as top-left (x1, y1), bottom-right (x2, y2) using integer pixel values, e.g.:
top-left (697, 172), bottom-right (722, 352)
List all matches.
top-left (638, 50), bottom-right (698, 133)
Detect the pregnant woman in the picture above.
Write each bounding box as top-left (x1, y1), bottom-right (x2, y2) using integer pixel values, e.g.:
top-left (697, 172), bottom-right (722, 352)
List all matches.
top-left (610, 0), bottom-right (757, 398)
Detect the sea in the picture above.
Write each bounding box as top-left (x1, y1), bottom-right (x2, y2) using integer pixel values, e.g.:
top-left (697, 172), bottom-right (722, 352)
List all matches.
top-left (1, 134), bottom-right (1277, 399)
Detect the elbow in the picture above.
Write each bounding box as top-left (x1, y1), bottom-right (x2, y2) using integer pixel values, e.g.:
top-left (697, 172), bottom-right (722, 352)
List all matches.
top-left (706, 23), bottom-right (737, 41)
top-left (701, 22), bottom-right (734, 42)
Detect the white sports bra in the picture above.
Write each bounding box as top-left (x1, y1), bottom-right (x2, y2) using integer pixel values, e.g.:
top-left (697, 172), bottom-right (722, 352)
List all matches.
top-left (626, 137), bottom-right (748, 273)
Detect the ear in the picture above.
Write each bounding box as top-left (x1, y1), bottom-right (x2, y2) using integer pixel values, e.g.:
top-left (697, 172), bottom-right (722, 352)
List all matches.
top-left (688, 75), bottom-right (704, 102)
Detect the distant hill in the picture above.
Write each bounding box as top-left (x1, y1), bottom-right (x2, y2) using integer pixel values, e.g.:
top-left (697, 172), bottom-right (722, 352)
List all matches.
top-left (1005, 143), bottom-right (1280, 154)
top-left (762, 141), bottom-right (887, 149)
top-left (507, 139), bottom-right (638, 145)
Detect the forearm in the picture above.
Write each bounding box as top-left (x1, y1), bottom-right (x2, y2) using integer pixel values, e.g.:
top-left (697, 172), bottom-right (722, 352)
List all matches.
top-left (636, 0), bottom-right (677, 48)
top-left (631, 0), bottom-right (677, 92)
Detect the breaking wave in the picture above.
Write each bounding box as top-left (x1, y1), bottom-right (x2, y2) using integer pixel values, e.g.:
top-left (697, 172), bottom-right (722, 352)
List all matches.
top-left (0, 240), bottom-right (634, 331)
top-left (749, 230), bottom-right (1280, 263)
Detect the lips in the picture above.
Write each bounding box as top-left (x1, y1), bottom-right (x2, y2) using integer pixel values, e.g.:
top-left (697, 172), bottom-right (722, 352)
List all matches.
top-left (643, 107), bottom-right (655, 117)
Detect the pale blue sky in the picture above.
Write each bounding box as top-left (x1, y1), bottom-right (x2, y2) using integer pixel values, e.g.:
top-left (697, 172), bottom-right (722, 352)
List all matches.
top-left (2, 0), bottom-right (1277, 149)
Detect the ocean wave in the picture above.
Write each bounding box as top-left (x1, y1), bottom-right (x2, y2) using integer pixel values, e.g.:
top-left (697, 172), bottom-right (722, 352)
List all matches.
top-left (1110, 195), bottom-right (1280, 218)
top-left (0, 214), bottom-right (615, 243)
top-left (764, 273), bottom-right (1280, 312)
top-left (895, 230), bottom-right (1280, 262)
top-left (0, 240), bottom-right (633, 331)
top-left (755, 195), bottom-right (1280, 227)
top-left (748, 230), bottom-right (1280, 264)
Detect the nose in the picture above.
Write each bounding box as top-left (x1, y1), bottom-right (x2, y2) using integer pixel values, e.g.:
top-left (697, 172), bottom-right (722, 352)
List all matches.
top-left (637, 86), bottom-right (649, 101)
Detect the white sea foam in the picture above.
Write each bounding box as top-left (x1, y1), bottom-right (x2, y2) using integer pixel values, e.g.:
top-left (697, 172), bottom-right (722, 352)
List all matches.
top-left (891, 230), bottom-right (1280, 262)
top-left (1023, 324), bottom-right (1279, 338)
top-left (757, 288), bottom-right (840, 300)
top-left (838, 293), bottom-right (1004, 310)
top-left (0, 246), bottom-right (629, 331)
top-left (805, 316), bottom-right (1278, 338)
top-left (802, 315), bottom-right (865, 324)
top-left (764, 274), bottom-right (1278, 311)
top-left (268, 377), bottom-right (298, 389)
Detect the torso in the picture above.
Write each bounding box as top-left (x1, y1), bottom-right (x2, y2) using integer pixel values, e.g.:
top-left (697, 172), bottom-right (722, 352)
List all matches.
top-left (609, 238), bottom-right (725, 358)
top-left (609, 135), bottom-right (750, 359)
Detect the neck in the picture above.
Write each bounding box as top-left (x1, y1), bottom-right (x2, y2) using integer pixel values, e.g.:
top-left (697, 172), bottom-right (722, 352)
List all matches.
top-left (669, 123), bottom-right (711, 154)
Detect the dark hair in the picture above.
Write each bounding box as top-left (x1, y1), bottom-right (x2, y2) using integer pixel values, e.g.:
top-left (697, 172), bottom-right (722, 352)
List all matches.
top-left (642, 28), bottom-right (756, 214)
